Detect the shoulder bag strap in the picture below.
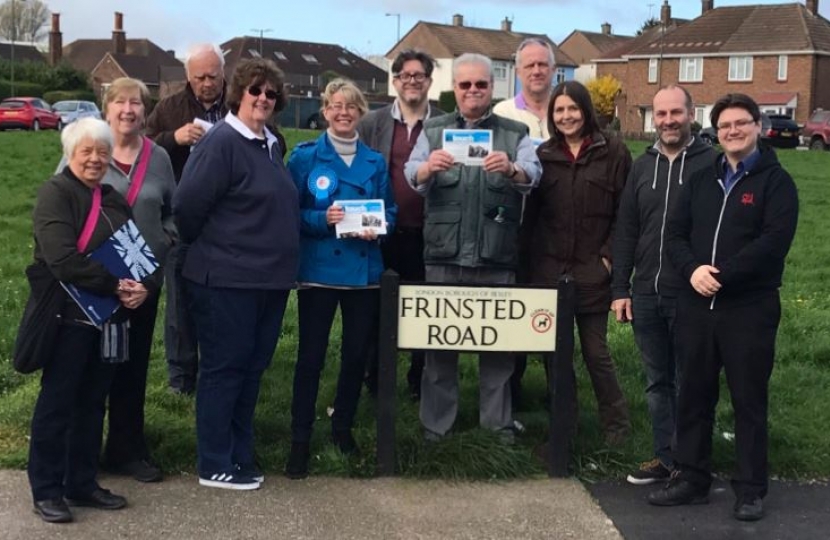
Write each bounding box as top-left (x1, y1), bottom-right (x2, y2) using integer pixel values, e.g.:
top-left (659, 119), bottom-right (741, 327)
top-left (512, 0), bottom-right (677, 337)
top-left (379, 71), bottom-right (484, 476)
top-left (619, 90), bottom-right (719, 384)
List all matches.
top-left (126, 136), bottom-right (153, 207)
top-left (77, 184), bottom-right (102, 252)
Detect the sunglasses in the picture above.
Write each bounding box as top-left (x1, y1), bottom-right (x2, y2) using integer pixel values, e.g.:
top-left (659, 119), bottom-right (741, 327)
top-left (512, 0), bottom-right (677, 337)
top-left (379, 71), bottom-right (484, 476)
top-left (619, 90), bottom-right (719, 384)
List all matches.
top-left (247, 86), bottom-right (280, 100)
top-left (457, 80), bottom-right (490, 90)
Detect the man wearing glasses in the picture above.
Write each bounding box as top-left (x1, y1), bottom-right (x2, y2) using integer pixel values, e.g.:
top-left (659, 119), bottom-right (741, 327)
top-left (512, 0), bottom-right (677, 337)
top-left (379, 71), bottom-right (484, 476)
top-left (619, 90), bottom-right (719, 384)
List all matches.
top-left (493, 38), bottom-right (555, 142)
top-left (649, 93), bottom-right (798, 522)
top-left (405, 53), bottom-right (542, 442)
top-left (357, 49), bottom-right (443, 400)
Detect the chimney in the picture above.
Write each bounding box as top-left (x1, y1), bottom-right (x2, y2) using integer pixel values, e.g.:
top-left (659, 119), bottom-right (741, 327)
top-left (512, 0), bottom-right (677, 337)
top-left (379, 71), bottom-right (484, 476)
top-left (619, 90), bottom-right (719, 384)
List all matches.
top-left (702, 0), bottom-right (713, 14)
top-left (452, 14), bottom-right (463, 26)
top-left (501, 17), bottom-right (512, 32)
top-left (112, 11), bottom-right (126, 54)
top-left (601, 22), bottom-right (611, 35)
top-left (806, 0), bottom-right (818, 15)
top-left (49, 13), bottom-right (62, 66)
top-left (660, 0), bottom-right (671, 26)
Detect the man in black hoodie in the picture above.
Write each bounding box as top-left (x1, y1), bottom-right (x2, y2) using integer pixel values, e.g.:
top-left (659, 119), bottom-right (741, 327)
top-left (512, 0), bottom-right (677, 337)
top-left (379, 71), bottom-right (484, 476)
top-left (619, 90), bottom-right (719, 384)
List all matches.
top-left (648, 93), bottom-right (798, 522)
top-left (612, 85), bottom-right (716, 485)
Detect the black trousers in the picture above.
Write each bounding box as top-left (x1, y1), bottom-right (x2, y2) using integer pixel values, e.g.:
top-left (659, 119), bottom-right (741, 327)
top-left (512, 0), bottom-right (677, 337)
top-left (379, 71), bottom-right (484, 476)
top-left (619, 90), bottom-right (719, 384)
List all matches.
top-left (28, 322), bottom-right (115, 501)
top-left (675, 292), bottom-right (780, 500)
top-left (292, 287), bottom-right (379, 442)
top-left (164, 244), bottom-right (199, 392)
top-left (104, 288), bottom-right (161, 465)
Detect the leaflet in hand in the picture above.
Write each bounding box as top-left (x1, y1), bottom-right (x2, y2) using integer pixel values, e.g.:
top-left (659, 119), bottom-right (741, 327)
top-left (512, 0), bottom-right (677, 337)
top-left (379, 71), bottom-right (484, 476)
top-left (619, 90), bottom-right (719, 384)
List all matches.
top-left (62, 219), bottom-right (158, 326)
top-left (442, 129), bottom-right (493, 166)
top-left (333, 199), bottom-right (387, 239)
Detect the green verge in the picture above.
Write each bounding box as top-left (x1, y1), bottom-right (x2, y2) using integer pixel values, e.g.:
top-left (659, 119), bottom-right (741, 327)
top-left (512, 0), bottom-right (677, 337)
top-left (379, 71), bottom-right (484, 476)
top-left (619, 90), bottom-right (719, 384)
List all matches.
top-left (0, 130), bottom-right (828, 481)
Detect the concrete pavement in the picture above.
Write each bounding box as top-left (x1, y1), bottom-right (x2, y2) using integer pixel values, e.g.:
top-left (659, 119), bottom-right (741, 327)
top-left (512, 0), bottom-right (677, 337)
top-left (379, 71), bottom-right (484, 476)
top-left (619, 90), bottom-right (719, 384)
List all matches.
top-left (0, 470), bottom-right (622, 540)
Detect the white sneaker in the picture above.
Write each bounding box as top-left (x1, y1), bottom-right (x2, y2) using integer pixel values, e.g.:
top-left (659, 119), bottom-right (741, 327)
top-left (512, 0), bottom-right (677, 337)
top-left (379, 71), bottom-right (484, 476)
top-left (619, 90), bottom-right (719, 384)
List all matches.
top-left (198, 472), bottom-right (260, 490)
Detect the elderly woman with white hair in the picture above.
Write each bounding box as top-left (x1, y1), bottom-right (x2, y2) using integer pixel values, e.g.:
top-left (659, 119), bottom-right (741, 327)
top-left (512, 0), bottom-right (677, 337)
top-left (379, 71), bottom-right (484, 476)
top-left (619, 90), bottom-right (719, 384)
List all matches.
top-left (27, 117), bottom-right (159, 524)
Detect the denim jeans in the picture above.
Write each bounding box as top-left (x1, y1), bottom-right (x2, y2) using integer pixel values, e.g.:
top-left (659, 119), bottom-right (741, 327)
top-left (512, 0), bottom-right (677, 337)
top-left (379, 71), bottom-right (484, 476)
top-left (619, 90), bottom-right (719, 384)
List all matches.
top-left (632, 294), bottom-right (678, 466)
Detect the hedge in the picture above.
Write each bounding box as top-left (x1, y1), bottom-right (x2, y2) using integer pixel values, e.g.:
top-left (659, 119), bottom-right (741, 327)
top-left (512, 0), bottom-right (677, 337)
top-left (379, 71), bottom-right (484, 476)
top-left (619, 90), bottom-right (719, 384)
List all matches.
top-left (42, 90), bottom-right (98, 105)
top-left (0, 80), bottom-right (45, 101)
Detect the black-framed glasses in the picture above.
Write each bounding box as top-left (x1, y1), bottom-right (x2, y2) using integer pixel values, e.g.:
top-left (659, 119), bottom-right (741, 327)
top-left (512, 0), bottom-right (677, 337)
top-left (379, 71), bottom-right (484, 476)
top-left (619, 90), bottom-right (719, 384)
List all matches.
top-left (457, 80), bottom-right (490, 90)
top-left (248, 86), bottom-right (280, 100)
top-left (394, 72), bottom-right (428, 83)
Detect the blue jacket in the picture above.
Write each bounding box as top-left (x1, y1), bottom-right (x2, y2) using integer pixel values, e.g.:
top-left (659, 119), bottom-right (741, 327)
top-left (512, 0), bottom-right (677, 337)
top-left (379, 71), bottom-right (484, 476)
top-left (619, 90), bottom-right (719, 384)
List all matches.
top-left (288, 133), bottom-right (396, 287)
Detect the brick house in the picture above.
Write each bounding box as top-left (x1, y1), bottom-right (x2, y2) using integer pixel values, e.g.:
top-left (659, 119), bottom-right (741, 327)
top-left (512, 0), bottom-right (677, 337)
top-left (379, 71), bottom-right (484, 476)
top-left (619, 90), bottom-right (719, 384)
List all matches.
top-left (54, 12), bottom-right (184, 99)
top-left (220, 37), bottom-right (388, 98)
top-left (597, 0), bottom-right (830, 134)
top-left (386, 14), bottom-right (578, 102)
top-left (558, 23), bottom-right (633, 83)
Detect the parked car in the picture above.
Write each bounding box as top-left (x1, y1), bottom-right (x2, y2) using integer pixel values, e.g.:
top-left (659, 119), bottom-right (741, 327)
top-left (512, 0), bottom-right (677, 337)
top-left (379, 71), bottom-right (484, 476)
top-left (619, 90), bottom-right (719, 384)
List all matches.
top-left (0, 97), bottom-right (63, 131)
top-left (698, 113), bottom-right (799, 149)
top-left (801, 109), bottom-right (830, 150)
top-left (52, 100), bottom-right (102, 125)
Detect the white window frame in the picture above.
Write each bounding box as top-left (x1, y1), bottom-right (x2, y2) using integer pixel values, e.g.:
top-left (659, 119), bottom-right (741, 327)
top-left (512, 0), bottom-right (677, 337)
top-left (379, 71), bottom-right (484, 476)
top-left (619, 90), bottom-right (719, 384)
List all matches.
top-left (248, 49), bottom-right (262, 58)
top-left (338, 57), bottom-right (351, 66)
top-left (555, 67), bottom-right (566, 84)
top-left (679, 57), bottom-right (703, 82)
top-left (493, 62), bottom-right (508, 80)
top-left (302, 54), bottom-right (319, 64)
top-left (728, 56), bottom-right (753, 82)
top-left (648, 58), bottom-right (658, 84)
top-left (695, 107), bottom-right (706, 126)
top-left (778, 55), bottom-right (788, 81)
top-left (274, 51), bottom-right (287, 61)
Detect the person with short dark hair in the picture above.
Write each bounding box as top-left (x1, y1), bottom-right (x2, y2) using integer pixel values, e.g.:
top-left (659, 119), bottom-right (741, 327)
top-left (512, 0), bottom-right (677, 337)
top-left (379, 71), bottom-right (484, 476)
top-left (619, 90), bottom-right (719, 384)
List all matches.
top-left (173, 58), bottom-right (299, 491)
top-left (648, 93), bottom-right (798, 522)
top-left (520, 80), bottom-right (632, 445)
top-left (357, 48), bottom-right (442, 400)
top-left (611, 85), bottom-right (716, 485)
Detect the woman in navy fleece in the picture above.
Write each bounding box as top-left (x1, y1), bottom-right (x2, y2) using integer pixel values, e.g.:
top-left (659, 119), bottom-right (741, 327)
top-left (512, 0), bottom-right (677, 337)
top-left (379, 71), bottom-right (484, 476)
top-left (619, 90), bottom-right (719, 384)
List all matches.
top-left (285, 79), bottom-right (396, 479)
top-left (173, 58), bottom-right (300, 491)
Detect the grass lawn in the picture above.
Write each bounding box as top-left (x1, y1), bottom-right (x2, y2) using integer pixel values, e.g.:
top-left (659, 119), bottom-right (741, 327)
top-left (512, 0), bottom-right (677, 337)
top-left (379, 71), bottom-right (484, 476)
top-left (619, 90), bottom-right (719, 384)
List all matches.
top-left (0, 130), bottom-right (828, 481)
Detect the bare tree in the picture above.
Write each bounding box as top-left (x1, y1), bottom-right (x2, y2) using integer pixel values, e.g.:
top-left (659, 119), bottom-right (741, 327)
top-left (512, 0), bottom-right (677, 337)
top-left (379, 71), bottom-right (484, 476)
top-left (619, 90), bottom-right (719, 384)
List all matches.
top-left (0, 0), bottom-right (50, 43)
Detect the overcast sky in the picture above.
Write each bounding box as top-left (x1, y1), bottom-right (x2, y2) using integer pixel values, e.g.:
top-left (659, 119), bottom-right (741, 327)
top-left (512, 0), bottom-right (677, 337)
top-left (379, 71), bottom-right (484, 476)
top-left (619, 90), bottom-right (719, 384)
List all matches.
top-left (42, 0), bottom-right (830, 58)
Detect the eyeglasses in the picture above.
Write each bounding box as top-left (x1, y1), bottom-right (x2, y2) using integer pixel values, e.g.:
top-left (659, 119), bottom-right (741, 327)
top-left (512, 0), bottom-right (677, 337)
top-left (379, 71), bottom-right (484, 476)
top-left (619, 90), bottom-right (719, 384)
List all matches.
top-left (327, 103), bottom-right (360, 113)
top-left (395, 72), bottom-right (428, 83)
top-left (247, 86), bottom-right (280, 100)
top-left (456, 80), bottom-right (490, 91)
top-left (716, 118), bottom-right (756, 131)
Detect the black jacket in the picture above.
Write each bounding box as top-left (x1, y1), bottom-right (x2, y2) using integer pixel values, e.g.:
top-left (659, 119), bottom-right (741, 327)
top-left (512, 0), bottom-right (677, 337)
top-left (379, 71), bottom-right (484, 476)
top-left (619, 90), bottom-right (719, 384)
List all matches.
top-left (611, 136), bottom-right (716, 300)
top-left (665, 145), bottom-right (798, 308)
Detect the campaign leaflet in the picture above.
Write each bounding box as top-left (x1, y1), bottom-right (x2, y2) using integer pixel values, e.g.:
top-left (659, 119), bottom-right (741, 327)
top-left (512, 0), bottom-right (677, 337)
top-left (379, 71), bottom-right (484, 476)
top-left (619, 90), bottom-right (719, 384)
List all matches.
top-left (62, 219), bottom-right (158, 327)
top-left (442, 129), bottom-right (493, 166)
top-left (333, 199), bottom-right (387, 239)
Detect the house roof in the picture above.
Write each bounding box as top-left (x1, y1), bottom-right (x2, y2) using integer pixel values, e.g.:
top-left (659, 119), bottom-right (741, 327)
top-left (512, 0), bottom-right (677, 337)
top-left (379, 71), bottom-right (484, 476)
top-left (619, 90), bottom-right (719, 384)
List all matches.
top-left (220, 37), bottom-right (387, 82)
top-left (389, 21), bottom-right (578, 67)
top-left (560, 30), bottom-right (634, 56)
top-left (624, 4), bottom-right (830, 57)
top-left (63, 38), bottom-right (181, 79)
top-left (756, 91), bottom-right (798, 105)
top-left (0, 42), bottom-right (46, 63)
top-left (597, 20), bottom-right (688, 61)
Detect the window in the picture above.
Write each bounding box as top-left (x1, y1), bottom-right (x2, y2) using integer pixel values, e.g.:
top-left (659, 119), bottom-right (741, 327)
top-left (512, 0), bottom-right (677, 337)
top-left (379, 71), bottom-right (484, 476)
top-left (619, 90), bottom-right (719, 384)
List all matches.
top-left (338, 57), bottom-right (351, 66)
top-left (679, 57), bottom-right (703, 82)
top-left (248, 49), bottom-right (261, 58)
top-left (555, 68), bottom-right (566, 84)
top-left (695, 107), bottom-right (706, 126)
top-left (728, 56), bottom-right (753, 81)
top-left (493, 62), bottom-right (508, 80)
top-left (302, 54), bottom-right (319, 64)
top-left (648, 58), bottom-right (658, 84)
top-left (274, 51), bottom-right (287, 61)
top-left (778, 55), bottom-right (788, 81)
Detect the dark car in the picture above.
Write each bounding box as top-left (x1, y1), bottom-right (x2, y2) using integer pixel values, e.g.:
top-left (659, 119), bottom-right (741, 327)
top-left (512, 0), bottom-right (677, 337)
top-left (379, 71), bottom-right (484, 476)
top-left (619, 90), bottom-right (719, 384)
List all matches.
top-left (0, 97), bottom-right (63, 131)
top-left (698, 113), bottom-right (799, 149)
top-left (802, 109), bottom-right (830, 150)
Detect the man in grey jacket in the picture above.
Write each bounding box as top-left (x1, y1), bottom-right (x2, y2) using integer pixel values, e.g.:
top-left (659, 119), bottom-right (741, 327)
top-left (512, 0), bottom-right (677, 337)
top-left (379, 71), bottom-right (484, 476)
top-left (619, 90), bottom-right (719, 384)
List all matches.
top-left (357, 49), bottom-right (442, 400)
top-left (611, 85), bottom-right (716, 484)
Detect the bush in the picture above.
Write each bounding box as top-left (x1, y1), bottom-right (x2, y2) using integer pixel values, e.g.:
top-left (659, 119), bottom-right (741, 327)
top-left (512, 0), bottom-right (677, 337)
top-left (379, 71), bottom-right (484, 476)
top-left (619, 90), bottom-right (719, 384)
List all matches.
top-left (691, 120), bottom-right (702, 134)
top-left (0, 79), bottom-right (45, 100)
top-left (438, 90), bottom-right (456, 114)
top-left (42, 90), bottom-right (98, 105)
top-left (0, 59), bottom-right (90, 93)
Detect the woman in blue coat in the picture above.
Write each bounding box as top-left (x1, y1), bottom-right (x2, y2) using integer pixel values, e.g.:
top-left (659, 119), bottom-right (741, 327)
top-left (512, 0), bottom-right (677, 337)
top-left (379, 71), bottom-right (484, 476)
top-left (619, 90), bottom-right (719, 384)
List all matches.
top-left (285, 79), bottom-right (396, 479)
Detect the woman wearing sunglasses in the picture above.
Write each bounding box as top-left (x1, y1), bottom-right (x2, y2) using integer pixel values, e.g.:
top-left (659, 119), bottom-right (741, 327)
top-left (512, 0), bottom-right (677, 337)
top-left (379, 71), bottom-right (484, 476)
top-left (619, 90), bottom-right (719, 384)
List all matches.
top-left (173, 58), bottom-right (300, 490)
top-left (284, 78), bottom-right (396, 479)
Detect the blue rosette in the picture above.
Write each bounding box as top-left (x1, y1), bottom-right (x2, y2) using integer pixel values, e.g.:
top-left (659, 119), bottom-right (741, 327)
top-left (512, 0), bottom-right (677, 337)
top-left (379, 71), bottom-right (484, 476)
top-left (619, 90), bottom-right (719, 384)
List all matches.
top-left (308, 166), bottom-right (338, 209)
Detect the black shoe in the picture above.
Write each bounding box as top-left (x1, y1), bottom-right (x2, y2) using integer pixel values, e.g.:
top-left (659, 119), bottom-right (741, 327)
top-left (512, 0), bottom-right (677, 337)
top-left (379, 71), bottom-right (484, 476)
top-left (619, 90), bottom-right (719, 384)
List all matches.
top-left (104, 459), bottom-right (163, 483)
top-left (627, 458), bottom-right (672, 485)
top-left (65, 488), bottom-right (127, 510)
top-left (331, 429), bottom-right (361, 456)
top-left (33, 498), bottom-right (73, 523)
top-left (647, 475), bottom-right (709, 506)
top-left (734, 497), bottom-right (764, 521)
top-left (285, 442), bottom-right (310, 480)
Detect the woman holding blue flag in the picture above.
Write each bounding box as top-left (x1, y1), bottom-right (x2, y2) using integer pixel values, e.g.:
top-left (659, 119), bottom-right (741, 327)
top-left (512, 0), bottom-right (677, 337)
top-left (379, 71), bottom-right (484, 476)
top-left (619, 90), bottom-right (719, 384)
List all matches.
top-left (285, 78), bottom-right (396, 479)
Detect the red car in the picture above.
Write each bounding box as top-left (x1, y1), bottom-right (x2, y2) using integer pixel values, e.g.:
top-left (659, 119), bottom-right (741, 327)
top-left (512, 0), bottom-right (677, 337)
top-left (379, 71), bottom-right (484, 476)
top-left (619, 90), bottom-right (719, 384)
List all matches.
top-left (0, 97), bottom-right (63, 131)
